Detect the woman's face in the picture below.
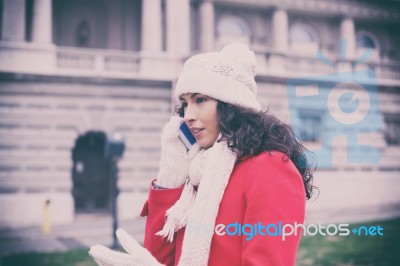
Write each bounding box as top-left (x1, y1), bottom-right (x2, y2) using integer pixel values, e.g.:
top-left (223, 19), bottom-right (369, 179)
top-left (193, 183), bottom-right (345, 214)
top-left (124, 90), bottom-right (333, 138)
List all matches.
top-left (179, 93), bottom-right (220, 149)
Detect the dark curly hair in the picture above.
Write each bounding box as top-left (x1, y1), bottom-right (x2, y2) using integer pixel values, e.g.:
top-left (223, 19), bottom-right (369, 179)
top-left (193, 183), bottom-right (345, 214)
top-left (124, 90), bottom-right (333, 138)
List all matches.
top-left (176, 101), bottom-right (316, 200)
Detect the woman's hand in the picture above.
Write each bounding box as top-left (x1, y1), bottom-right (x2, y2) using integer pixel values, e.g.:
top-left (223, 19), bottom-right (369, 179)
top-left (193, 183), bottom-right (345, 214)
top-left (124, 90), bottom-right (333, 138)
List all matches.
top-left (156, 116), bottom-right (200, 188)
top-left (89, 229), bottom-right (162, 266)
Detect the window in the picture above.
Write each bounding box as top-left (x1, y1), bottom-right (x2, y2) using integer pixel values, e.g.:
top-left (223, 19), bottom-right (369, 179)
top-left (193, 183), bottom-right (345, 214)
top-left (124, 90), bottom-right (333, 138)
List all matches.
top-left (25, 0), bottom-right (34, 42)
top-left (76, 20), bottom-right (91, 47)
top-left (384, 115), bottom-right (400, 146)
top-left (217, 16), bottom-right (248, 38)
top-left (216, 15), bottom-right (251, 45)
top-left (356, 32), bottom-right (377, 49)
top-left (355, 31), bottom-right (380, 60)
top-left (289, 23), bottom-right (319, 54)
top-left (54, 0), bottom-right (107, 49)
top-left (298, 112), bottom-right (322, 142)
top-left (290, 24), bottom-right (317, 44)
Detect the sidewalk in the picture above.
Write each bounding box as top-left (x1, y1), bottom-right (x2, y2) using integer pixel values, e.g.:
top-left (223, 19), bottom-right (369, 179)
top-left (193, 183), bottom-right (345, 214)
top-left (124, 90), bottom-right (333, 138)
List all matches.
top-left (0, 214), bottom-right (146, 256)
top-left (1, 205), bottom-right (400, 257)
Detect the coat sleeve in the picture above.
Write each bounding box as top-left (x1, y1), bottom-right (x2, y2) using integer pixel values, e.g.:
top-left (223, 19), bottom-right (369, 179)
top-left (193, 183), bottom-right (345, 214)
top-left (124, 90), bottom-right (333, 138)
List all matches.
top-left (241, 152), bottom-right (306, 266)
top-left (140, 180), bottom-right (184, 266)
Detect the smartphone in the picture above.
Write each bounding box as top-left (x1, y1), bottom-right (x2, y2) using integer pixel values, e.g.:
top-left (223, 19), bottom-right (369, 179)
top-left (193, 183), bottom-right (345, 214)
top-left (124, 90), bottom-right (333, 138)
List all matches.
top-left (178, 122), bottom-right (197, 150)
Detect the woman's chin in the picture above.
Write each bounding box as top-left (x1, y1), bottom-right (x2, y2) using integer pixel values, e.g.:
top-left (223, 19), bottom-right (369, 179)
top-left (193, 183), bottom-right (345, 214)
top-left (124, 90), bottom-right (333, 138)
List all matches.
top-left (197, 139), bottom-right (213, 149)
top-left (197, 134), bottom-right (220, 149)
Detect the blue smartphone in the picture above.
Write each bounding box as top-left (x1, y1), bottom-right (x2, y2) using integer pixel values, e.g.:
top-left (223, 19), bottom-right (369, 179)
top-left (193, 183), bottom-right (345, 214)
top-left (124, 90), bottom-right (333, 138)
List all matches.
top-left (179, 122), bottom-right (197, 150)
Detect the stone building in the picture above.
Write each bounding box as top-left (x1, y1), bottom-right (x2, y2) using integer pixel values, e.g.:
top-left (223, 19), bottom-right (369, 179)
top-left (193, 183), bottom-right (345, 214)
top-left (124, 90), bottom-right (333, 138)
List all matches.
top-left (0, 0), bottom-right (399, 227)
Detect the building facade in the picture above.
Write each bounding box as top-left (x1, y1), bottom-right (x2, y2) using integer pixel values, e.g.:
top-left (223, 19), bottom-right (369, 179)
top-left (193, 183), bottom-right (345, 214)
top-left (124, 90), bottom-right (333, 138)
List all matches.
top-left (1, 0), bottom-right (400, 227)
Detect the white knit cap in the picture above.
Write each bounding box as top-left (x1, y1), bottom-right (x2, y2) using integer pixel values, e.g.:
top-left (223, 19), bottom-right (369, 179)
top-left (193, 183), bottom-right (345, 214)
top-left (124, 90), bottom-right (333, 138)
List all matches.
top-left (175, 43), bottom-right (262, 111)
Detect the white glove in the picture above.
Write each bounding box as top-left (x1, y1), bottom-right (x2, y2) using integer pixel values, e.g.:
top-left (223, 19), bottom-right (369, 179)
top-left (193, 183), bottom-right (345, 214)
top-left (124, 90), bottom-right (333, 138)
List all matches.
top-left (156, 116), bottom-right (200, 188)
top-left (89, 229), bottom-right (162, 266)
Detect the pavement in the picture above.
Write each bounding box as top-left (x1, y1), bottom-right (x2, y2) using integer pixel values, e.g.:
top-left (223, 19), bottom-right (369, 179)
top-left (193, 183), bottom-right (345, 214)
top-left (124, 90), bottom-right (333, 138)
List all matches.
top-left (0, 214), bottom-right (146, 257)
top-left (1, 206), bottom-right (400, 258)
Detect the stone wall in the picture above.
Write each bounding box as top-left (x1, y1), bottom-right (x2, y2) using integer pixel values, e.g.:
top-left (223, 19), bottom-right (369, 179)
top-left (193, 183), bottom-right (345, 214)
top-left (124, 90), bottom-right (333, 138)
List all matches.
top-left (0, 75), bottom-right (172, 227)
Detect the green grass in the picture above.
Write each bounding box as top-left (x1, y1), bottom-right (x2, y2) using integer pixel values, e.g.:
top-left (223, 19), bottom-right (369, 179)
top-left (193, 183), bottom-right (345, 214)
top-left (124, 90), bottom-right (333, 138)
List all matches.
top-left (0, 249), bottom-right (96, 266)
top-left (1, 218), bottom-right (399, 266)
top-left (297, 217), bottom-right (400, 266)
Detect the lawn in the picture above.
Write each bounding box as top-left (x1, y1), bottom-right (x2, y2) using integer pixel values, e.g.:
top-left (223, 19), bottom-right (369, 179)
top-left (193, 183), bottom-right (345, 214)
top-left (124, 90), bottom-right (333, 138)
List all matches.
top-left (297, 217), bottom-right (400, 266)
top-left (0, 249), bottom-right (96, 266)
top-left (1, 218), bottom-right (399, 266)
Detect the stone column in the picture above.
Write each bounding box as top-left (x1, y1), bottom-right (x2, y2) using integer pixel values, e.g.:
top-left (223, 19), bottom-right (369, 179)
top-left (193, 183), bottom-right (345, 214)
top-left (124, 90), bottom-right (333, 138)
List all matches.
top-left (166, 0), bottom-right (190, 56)
top-left (200, 1), bottom-right (214, 52)
top-left (31, 0), bottom-right (53, 44)
top-left (141, 0), bottom-right (162, 52)
top-left (272, 8), bottom-right (288, 52)
top-left (270, 8), bottom-right (288, 72)
top-left (340, 17), bottom-right (356, 59)
top-left (1, 0), bottom-right (26, 42)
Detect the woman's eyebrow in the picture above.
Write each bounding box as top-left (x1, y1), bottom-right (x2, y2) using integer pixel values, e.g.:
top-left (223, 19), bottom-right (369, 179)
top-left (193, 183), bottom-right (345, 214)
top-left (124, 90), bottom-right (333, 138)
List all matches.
top-left (179, 92), bottom-right (200, 101)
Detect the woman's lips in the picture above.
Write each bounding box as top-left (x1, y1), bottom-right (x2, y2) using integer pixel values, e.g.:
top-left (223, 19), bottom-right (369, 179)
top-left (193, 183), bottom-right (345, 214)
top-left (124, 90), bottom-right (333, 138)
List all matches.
top-left (191, 128), bottom-right (204, 138)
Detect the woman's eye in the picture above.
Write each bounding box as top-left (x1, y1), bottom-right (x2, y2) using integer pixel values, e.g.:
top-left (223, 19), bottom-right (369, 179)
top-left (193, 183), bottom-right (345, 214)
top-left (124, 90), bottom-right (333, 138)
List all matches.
top-left (181, 102), bottom-right (188, 108)
top-left (196, 97), bottom-right (207, 104)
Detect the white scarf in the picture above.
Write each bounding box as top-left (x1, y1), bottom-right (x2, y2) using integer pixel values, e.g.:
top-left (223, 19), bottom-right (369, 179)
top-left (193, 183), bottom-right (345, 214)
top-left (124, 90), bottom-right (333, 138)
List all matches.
top-left (156, 140), bottom-right (237, 266)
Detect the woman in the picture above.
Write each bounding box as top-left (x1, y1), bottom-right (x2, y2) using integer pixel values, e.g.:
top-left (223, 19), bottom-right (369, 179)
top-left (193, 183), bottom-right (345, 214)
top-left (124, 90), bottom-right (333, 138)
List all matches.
top-left (90, 43), bottom-right (314, 266)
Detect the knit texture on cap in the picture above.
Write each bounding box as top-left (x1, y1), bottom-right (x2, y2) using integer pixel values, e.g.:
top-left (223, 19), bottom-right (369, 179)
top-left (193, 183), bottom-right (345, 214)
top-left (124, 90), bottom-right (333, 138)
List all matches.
top-left (175, 43), bottom-right (262, 111)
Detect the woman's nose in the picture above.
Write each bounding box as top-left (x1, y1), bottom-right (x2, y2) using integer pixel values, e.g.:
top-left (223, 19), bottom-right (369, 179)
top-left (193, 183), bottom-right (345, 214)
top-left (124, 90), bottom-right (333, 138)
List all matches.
top-left (184, 104), bottom-right (196, 123)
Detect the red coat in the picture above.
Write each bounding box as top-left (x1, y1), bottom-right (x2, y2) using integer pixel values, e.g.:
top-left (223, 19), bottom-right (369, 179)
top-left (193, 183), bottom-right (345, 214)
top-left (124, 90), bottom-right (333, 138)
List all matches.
top-left (140, 151), bottom-right (306, 266)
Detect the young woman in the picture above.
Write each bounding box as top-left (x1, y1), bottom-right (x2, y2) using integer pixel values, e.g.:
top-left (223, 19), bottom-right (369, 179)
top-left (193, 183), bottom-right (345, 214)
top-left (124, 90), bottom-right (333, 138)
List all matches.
top-left (90, 43), bottom-right (315, 266)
